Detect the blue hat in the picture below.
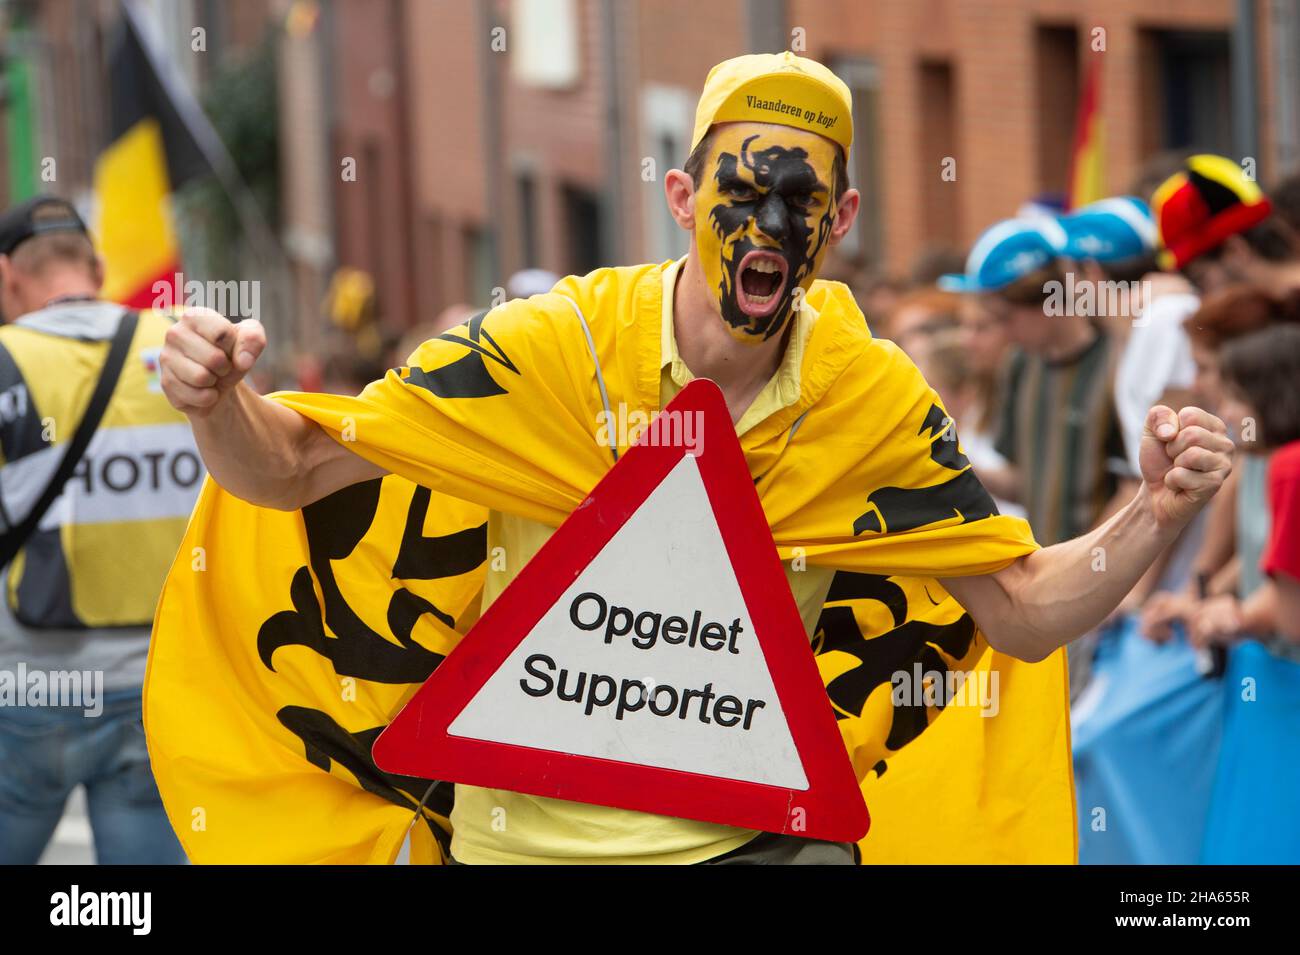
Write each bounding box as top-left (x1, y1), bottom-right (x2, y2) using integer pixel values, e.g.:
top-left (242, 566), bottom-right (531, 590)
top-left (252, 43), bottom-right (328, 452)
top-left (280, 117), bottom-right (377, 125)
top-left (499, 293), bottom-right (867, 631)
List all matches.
top-left (1057, 196), bottom-right (1157, 264)
top-left (938, 217), bottom-right (1069, 292)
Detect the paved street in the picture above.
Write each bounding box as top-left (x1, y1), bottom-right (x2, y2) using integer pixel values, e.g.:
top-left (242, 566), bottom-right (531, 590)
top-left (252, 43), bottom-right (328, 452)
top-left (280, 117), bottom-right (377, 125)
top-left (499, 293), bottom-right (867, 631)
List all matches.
top-left (37, 788), bottom-right (93, 865)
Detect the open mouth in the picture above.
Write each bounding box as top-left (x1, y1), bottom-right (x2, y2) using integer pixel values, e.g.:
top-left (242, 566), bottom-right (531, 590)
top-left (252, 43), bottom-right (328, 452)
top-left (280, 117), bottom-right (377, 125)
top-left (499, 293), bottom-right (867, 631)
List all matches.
top-left (736, 249), bottom-right (789, 317)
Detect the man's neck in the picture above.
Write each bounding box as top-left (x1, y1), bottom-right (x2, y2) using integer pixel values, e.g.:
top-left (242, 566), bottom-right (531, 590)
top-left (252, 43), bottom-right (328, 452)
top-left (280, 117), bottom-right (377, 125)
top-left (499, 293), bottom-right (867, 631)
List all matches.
top-left (23, 270), bottom-right (100, 315)
top-left (673, 254), bottom-right (790, 422)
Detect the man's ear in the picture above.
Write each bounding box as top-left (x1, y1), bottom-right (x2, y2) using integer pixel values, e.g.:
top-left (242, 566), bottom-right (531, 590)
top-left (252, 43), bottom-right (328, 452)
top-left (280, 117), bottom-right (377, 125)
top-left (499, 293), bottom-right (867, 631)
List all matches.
top-left (828, 188), bottom-right (861, 246)
top-left (664, 169), bottom-right (696, 231)
top-left (90, 254), bottom-right (105, 292)
top-left (0, 256), bottom-right (14, 324)
top-left (0, 255), bottom-right (17, 301)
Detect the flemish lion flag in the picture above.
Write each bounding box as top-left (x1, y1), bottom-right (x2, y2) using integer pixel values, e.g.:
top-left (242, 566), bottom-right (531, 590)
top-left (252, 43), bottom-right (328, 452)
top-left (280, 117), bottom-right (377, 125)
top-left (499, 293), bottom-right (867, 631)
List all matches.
top-left (145, 263), bottom-right (1076, 863)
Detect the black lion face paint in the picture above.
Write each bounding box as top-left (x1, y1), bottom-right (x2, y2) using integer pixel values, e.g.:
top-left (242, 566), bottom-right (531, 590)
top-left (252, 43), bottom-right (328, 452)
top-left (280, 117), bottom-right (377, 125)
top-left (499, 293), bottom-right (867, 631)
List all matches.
top-left (694, 123), bottom-right (839, 341)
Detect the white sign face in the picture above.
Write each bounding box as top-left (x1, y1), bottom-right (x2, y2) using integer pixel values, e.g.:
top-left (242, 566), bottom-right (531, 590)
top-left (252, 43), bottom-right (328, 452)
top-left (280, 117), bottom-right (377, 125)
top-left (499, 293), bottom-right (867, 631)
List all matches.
top-left (448, 455), bottom-right (809, 790)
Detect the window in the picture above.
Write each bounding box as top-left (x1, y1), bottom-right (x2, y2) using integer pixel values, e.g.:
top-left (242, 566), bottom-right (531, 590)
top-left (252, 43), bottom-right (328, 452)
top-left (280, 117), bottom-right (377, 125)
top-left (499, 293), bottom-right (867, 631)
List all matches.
top-left (919, 59), bottom-right (960, 249)
top-left (640, 83), bottom-right (693, 262)
top-left (562, 183), bottom-right (604, 275)
top-left (517, 171), bottom-right (539, 267)
top-left (1035, 25), bottom-right (1079, 199)
top-left (831, 57), bottom-right (882, 266)
top-left (510, 0), bottom-right (580, 89)
top-left (1140, 29), bottom-right (1233, 156)
top-left (418, 212), bottom-right (444, 321)
top-left (463, 224), bottom-right (494, 305)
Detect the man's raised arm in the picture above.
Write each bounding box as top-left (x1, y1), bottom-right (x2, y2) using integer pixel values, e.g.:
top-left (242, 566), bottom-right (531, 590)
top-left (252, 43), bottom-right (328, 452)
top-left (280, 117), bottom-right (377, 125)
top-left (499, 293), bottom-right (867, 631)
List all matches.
top-left (160, 307), bottom-right (385, 511)
top-left (942, 405), bottom-right (1235, 662)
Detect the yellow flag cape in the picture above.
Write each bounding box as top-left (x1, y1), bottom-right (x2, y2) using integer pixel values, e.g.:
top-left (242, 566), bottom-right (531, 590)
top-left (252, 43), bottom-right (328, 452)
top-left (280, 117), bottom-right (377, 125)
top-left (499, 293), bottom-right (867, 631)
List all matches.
top-left (145, 262), bottom-right (1076, 863)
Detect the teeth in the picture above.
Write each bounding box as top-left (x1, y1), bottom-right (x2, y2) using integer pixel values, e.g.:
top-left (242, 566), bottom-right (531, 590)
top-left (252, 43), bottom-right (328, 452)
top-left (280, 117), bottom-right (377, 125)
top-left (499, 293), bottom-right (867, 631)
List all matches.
top-left (742, 257), bottom-right (782, 307)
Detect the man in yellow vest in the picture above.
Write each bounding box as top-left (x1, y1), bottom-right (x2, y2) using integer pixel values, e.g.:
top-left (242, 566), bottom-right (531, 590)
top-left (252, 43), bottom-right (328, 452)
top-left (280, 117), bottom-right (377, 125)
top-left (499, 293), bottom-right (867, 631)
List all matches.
top-left (157, 54), bottom-right (1233, 864)
top-left (0, 196), bottom-right (198, 863)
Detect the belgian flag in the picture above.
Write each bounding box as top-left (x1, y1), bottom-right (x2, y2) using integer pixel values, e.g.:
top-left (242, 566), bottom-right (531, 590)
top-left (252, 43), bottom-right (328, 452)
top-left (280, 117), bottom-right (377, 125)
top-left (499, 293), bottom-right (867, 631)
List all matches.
top-left (1065, 56), bottom-right (1104, 210)
top-left (93, 6), bottom-right (209, 308)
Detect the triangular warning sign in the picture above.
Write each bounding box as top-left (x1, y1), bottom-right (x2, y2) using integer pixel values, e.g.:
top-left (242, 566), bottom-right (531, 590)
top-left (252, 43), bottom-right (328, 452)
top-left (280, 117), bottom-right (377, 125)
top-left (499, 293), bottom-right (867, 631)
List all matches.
top-left (373, 379), bottom-right (868, 842)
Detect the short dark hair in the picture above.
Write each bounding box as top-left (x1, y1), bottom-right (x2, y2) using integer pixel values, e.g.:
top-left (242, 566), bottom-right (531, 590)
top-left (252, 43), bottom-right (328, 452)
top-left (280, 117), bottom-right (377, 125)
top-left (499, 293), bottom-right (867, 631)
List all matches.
top-left (683, 127), bottom-right (850, 205)
top-left (1098, 251), bottom-right (1158, 284)
top-left (1219, 323), bottom-right (1300, 448)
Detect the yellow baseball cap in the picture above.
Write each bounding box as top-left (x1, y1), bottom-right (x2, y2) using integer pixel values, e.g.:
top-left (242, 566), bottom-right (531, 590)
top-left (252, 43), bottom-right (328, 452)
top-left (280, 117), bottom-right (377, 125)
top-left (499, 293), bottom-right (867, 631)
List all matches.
top-left (690, 51), bottom-right (853, 158)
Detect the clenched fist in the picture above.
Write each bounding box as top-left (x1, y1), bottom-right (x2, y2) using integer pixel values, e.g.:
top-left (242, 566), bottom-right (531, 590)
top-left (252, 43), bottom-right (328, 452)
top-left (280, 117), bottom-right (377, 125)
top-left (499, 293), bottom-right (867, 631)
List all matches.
top-left (1138, 405), bottom-right (1235, 529)
top-left (160, 308), bottom-right (266, 417)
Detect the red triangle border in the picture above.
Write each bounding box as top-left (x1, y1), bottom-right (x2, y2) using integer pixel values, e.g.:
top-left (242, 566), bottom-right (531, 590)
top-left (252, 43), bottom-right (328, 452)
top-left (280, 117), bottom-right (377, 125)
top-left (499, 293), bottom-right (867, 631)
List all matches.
top-left (372, 378), bottom-right (869, 844)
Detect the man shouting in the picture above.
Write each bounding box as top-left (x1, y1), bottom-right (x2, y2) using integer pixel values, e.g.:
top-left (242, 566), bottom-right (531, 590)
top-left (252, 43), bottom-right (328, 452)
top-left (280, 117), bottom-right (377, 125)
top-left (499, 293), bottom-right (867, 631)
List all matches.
top-left (154, 53), bottom-right (1232, 865)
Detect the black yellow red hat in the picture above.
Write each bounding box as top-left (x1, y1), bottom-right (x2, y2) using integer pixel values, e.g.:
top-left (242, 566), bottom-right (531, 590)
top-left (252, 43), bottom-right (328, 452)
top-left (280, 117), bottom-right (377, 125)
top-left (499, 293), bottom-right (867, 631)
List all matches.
top-left (1151, 155), bottom-right (1272, 270)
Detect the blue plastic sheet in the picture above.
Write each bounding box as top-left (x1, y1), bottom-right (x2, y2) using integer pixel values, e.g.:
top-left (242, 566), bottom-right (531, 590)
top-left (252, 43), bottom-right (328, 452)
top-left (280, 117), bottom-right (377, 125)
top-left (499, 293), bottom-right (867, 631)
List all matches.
top-left (1200, 640), bottom-right (1300, 863)
top-left (1072, 617), bottom-right (1223, 864)
top-left (1072, 617), bottom-right (1300, 864)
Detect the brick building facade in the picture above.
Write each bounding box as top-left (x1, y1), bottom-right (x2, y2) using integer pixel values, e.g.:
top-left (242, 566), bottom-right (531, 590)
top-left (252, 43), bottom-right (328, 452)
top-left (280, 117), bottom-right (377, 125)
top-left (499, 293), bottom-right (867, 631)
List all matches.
top-left (326, 0), bottom-right (1279, 335)
top-left (4, 0), bottom-right (1296, 348)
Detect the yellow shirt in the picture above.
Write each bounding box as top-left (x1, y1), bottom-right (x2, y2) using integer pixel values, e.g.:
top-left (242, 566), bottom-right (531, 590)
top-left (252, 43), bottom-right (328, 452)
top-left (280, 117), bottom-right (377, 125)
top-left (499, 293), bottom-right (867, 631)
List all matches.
top-left (448, 259), bottom-right (837, 864)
